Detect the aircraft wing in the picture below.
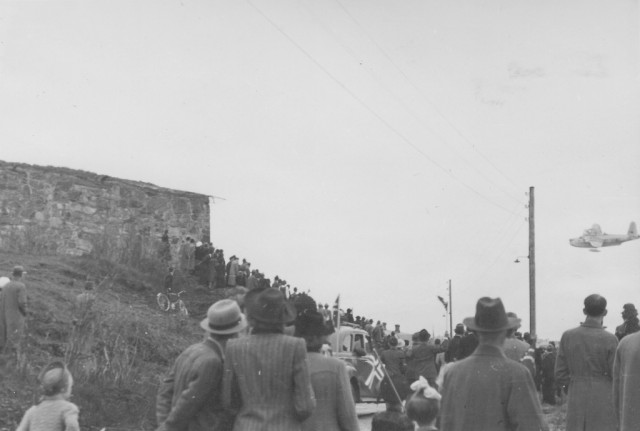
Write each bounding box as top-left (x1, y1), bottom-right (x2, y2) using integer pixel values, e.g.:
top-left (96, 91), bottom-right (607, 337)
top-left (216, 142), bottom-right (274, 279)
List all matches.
top-left (588, 240), bottom-right (604, 248)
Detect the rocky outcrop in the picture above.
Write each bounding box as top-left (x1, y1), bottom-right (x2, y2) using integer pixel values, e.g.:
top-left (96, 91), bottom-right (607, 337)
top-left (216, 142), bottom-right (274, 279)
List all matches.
top-left (0, 160), bottom-right (210, 265)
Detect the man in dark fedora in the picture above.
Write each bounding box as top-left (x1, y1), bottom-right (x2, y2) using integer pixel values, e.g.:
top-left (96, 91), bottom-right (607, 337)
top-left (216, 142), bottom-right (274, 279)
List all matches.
top-left (555, 294), bottom-right (618, 431)
top-left (0, 265), bottom-right (28, 354)
top-left (440, 297), bottom-right (547, 431)
top-left (156, 299), bottom-right (247, 431)
top-left (223, 287), bottom-right (315, 431)
top-left (295, 309), bottom-right (359, 431)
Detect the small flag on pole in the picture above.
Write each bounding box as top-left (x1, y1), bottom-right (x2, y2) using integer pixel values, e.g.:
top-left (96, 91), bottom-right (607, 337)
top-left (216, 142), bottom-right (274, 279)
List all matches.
top-left (437, 295), bottom-right (448, 311)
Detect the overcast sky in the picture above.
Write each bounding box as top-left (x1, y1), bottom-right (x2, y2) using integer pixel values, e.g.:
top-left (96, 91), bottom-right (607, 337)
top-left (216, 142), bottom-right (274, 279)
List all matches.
top-left (2, 0), bottom-right (639, 340)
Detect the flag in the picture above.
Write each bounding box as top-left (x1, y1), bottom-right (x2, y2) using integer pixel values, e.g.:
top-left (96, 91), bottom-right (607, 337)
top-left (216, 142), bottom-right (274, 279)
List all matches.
top-left (364, 354), bottom-right (385, 390)
top-left (437, 295), bottom-right (448, 311)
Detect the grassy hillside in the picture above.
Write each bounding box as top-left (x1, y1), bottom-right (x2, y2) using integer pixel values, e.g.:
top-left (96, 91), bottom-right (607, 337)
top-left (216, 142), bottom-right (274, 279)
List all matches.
top-left (0, 252), bottom-right (229, 431)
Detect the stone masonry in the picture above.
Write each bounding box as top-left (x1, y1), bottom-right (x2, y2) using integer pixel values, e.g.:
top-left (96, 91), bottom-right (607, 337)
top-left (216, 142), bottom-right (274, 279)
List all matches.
top-left (0, 160), bottom-right (210, 265)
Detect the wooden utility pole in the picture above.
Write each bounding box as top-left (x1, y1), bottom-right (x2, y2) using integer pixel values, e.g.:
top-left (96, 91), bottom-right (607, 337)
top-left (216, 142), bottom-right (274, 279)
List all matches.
top-left (448, 279), bottom-right (453, 337)
top-left (528, 187), bottom-right (536, 339)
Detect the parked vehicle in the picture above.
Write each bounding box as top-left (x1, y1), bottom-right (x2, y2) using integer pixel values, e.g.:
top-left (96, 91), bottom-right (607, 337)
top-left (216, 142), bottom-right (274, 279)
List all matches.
top-left (327, 322), bottom-right (383, 402)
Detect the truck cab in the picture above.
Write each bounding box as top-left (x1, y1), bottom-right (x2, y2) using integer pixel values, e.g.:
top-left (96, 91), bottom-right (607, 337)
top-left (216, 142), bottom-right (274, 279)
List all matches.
top-left (327, 323), bottom-right (382, 402)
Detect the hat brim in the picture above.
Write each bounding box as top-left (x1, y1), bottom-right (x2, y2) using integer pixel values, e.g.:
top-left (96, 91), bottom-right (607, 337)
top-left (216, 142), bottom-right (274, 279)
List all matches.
top-left (200, 314), bottom-right (248, 335)
top-left (462, 316), bottom-right (520, 333)
top-left (252, 302), bottom-right (297, 325)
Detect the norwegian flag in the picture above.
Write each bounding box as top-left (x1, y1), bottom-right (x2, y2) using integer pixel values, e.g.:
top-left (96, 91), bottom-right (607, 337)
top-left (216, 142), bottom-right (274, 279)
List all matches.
top-left (364, 353), bottom-right (385, 390)
top-left (437, 295), bottom-right (448, 311)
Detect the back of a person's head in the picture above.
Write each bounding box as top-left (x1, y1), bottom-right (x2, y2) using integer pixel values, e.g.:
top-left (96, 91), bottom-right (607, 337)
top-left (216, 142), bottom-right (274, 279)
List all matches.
top-left (371, 410), bottom-right (414, 431)
top-left (584, 294), bottom-right (607, 317)
top-left (39, 362), bottom-right (73, 398)
top-left (406, 391), bottom-right (440, 426)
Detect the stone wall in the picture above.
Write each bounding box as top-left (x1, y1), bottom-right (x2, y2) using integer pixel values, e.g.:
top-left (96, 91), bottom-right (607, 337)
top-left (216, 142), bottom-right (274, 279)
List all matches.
top-left (0, 160), bottom-right (210, 266)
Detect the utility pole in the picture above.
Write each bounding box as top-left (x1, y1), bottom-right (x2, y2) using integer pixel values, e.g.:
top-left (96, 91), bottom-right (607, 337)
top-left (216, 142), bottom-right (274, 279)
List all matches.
top-left (448, 279), bottom-right (453, 337)
top-left (528, 187), bottom-right (536, 339)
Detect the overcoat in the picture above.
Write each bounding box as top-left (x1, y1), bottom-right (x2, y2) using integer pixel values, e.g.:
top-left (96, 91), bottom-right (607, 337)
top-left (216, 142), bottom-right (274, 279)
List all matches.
top-left (503, 337), bottom-right (530, 362)
top-left (440, 344), bottom-right (548, 431)
top-left (613, 331), bottom-right (640, 431)
top-left (302, 352), bottom-right (359, 431)
top-left (555, 320), bottom-right (618, 431)
top-left (156, 338), bottom-right (231, 431)
top-left (405, 342), bottom-right (441, 385)
top-left (0, 280), bottom-right (27, 350)
top-left (223, 333), bottom-right (315, 431)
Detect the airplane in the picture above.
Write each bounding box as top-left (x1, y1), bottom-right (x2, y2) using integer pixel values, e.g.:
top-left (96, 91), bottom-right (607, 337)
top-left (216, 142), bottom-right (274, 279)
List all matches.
top-left (570, 222), bottom-right (639, 251)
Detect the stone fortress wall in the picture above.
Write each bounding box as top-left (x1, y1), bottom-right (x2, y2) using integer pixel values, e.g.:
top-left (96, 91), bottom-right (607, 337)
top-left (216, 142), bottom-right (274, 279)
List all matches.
top-left (0, 160), bottom-right (210, 266)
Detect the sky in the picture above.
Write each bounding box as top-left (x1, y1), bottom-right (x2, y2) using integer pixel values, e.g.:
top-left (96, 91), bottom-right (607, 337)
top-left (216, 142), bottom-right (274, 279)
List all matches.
top-left (1, 0), bottom-right (639, 340)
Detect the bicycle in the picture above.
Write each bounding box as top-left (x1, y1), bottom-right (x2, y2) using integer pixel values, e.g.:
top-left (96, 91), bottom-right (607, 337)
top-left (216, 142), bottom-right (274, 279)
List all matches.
top-left (156, 290), bottom-right (189, 317)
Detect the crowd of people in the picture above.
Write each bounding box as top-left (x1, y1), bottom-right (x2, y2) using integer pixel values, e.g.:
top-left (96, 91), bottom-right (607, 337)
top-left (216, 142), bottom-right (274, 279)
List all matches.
top-left (2, 258), bottom-right (640, 430)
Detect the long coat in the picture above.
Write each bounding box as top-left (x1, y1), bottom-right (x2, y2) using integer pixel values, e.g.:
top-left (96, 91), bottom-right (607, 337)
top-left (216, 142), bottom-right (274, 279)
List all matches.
top-left (405, 342), bottom-right (441, 385)
top-left (440, 344), bottom-right (548, 431)
top-left (555, 320), bottom-right (618, 431)
top-left (0, 280), bottom-right (27, 350)
top-left (302, 352), bottom-right (359, 431)
top-left (156, 338), bottom-right (231, 431)
top-left (223, 333), bottom-right (315, 431)
top-left (613, 331), bottom-right (640, 431)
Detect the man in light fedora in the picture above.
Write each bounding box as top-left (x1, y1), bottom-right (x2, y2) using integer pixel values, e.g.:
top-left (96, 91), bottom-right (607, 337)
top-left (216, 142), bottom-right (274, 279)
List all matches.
top-left (440, 297), bottom-right (548, 431)
top-left (156, 299), bottom-right (247, 431)
top-left (223, 287), bottom-right (315, 431)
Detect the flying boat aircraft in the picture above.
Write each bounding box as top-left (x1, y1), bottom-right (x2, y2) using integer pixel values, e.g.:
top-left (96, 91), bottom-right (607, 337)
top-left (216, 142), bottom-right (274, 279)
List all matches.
top-left (570, 222), bottom-right (639, 251)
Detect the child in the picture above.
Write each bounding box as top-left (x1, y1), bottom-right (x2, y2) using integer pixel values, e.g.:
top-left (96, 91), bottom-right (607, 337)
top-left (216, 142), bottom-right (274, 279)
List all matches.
top-left (406, 376), bottom-right (441, 431)
top-left (17, 361), bottom-right (80, 431)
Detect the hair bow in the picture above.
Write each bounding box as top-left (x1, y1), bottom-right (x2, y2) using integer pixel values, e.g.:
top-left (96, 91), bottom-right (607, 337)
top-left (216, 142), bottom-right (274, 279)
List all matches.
top-left (410, 376), bottom-right (442, 401)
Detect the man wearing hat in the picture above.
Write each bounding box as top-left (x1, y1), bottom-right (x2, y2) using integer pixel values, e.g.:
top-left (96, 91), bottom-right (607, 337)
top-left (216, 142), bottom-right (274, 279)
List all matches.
top-left (555, 294), bottom-right (618, 431)
top-left (0, 265), bottom-right (28, 353)
top-left (615, 303), bottom-right (640, 340)
top-left (156, 299), bottom-right (247, 431)
top-left (223, 288), bottom-right (315, 430)
top-left (445, 323), bottom-right (464, 363)
top-left (440, 297), bottom-right (547, 431)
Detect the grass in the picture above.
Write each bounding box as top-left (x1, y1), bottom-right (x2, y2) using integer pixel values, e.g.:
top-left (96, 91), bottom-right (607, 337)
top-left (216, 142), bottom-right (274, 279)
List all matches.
top-left (0, 252), bottom-right (231, 431)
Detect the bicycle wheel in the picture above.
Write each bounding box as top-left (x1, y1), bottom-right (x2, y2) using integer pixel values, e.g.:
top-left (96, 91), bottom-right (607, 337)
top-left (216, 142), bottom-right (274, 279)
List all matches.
top-left (157, 293), bottom-right (170, 312)
top-left (178, 300), bottom-right (189, 317)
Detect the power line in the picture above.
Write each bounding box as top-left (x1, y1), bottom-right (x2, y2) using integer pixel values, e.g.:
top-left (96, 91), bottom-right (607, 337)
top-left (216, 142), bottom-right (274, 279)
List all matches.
top-left (244, 0), bottom-right (523, 217)
top-left (333, 0), bottom-right (524, 197)
top-left (298, 0), bottom-right (524, 207)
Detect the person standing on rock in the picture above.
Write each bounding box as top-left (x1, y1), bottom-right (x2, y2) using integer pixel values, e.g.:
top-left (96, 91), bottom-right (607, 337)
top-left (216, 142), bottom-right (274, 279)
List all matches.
top-left (0, 266), bottom-right (28, 354)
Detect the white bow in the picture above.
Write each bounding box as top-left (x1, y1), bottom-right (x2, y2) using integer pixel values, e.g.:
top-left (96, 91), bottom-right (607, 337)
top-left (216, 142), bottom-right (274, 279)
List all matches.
top-left (410, 376), bottom-right (442, 401)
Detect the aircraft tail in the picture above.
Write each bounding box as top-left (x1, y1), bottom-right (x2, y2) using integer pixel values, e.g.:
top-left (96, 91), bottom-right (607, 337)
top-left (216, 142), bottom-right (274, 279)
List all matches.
top-left (629, 222), bottom-right (637, 237)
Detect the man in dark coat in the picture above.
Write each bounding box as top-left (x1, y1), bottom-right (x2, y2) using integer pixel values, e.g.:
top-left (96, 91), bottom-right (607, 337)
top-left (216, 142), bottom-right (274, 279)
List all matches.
top-left (156, 299), bottom-right (247, 431)
top-left (445, 323), bottom-right (464, 362)
top-left (615, 303), bottom-right (640, 340)
top-left (440, 297), bottom-right (548, 431)
top-left (555, 294), bottom-right (618, 431)
top-left (405, 329), bottom-right (443, 388)
top-left (540, 344), bottom-right (557, 405)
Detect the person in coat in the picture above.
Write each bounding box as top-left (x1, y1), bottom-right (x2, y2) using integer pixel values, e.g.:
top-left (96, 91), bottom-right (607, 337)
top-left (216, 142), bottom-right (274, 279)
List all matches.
top-left (295, 310), bottom-right (359, 431)
top-left (223, 288), bottom-right (315, 431)
top-left (405, 329), bottom-right (443, 388)
top-left (439, 297), bottom-right (548, 431)
top-left (613, 330), bottom-right (640, 431)
top-left (555, 294), bottom-right (618, 431)
top-left (503, 312), bottom-right (530, 362)
top-left (540, 345), bottom-right (557, 405)
top-left (226, 256), bottom-right (238, 287)
top-left (445, 323), bottom-right (464, 362)
top-left (0, 265), bottom-right (28, 353)
top-left (614, 303), bottom-right (640, 340)
top-left (156, 299), bottom-right (247, 431)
